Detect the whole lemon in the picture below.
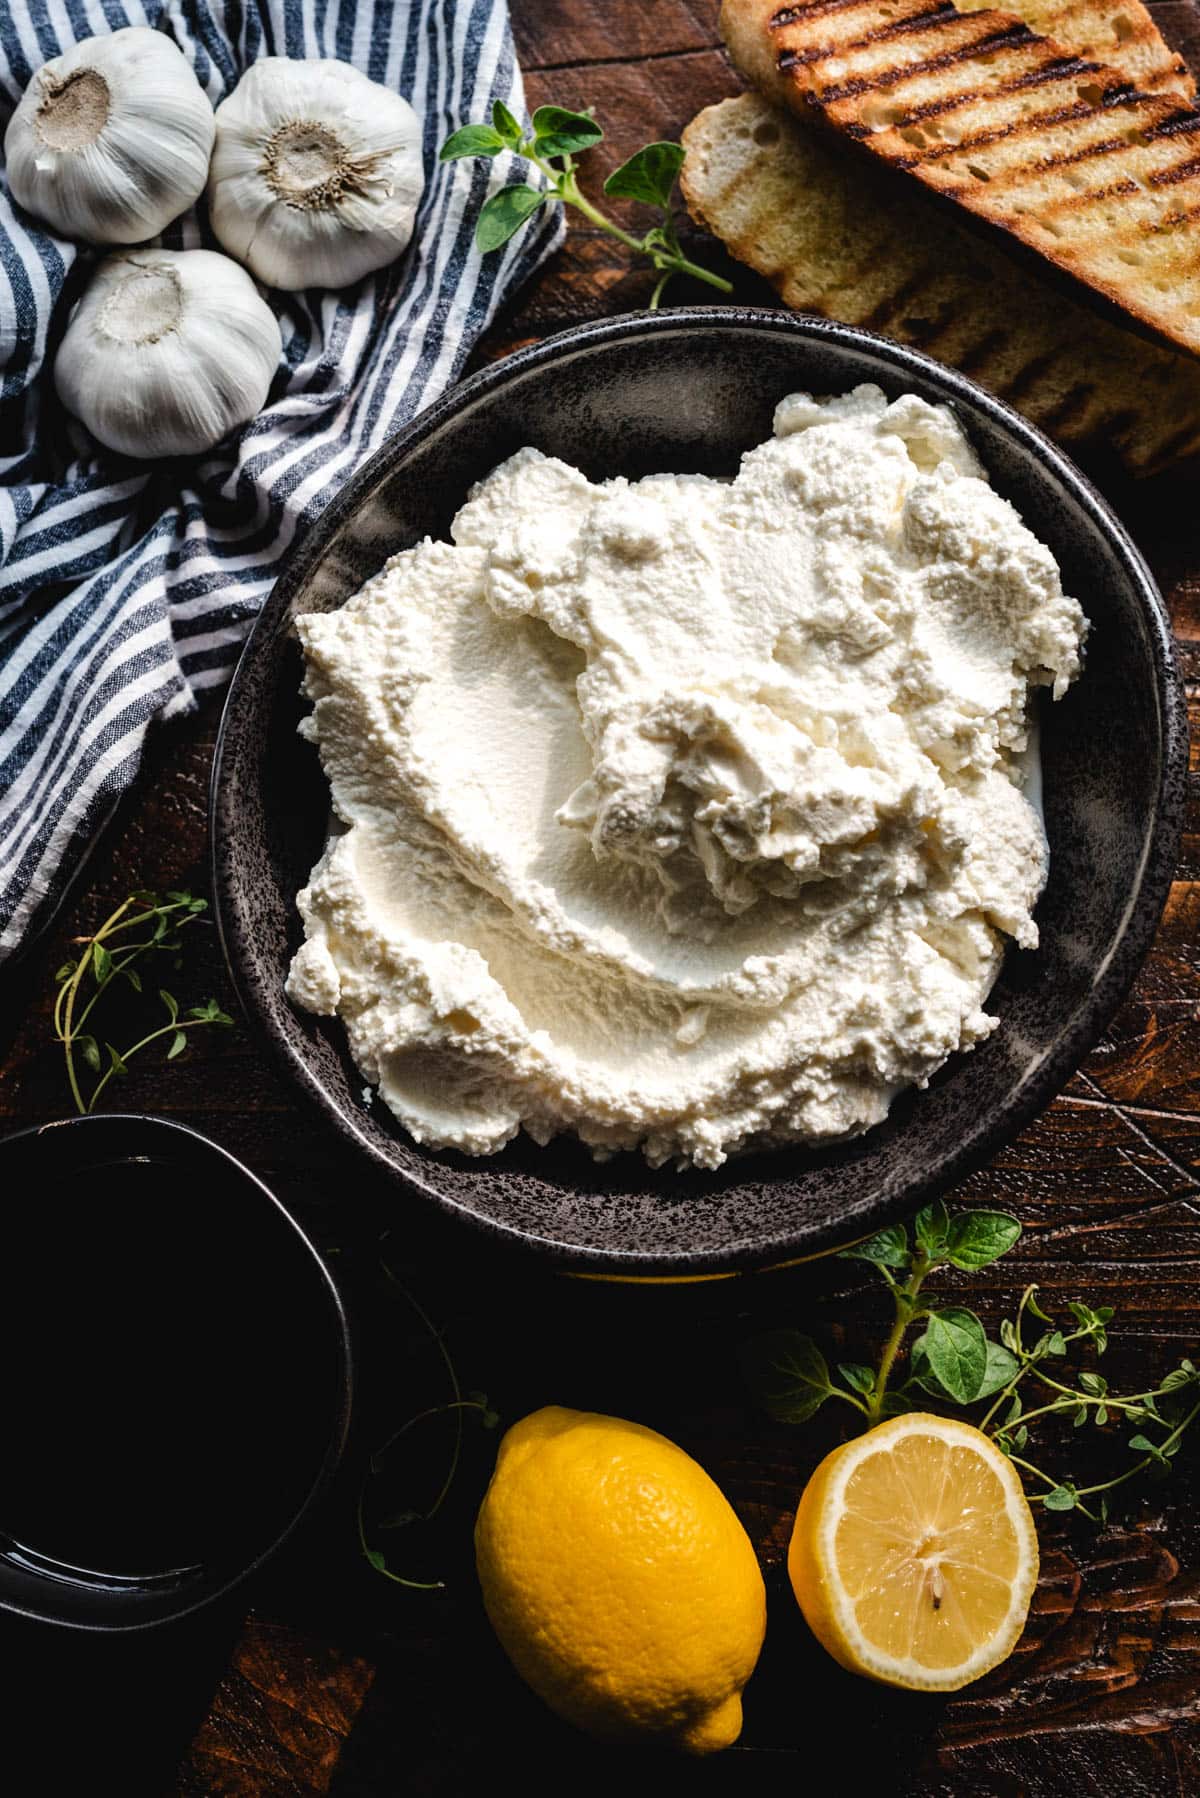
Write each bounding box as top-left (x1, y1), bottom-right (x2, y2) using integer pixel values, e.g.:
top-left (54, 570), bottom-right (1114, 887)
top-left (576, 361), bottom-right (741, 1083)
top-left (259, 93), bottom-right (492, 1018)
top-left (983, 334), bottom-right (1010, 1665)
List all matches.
top-left (474, 1406), bottom-right (766, 1753)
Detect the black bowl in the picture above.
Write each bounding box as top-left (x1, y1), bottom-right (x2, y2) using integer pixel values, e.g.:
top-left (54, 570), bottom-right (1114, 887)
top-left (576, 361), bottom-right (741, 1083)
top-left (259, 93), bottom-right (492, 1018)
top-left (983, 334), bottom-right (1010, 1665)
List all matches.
top-left (210, 309), bottom-right (1187, 1277)
top-left (0, 1114), bottom-right (352, 1630)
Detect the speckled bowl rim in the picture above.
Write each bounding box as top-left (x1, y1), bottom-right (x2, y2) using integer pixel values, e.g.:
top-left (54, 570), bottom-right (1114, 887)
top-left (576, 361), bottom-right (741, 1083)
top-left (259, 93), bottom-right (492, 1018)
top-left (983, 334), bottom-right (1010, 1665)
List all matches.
top-left (211, 307), bottom-right (1188, 1275)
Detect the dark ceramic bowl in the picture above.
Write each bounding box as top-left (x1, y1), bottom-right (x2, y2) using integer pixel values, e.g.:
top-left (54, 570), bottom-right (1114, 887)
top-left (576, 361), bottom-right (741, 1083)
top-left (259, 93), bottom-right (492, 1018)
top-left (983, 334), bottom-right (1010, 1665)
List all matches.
top-left (211, 309), bottom-right (1187, 1277)
top-left (0, 1114), bottom-right (352, 1631)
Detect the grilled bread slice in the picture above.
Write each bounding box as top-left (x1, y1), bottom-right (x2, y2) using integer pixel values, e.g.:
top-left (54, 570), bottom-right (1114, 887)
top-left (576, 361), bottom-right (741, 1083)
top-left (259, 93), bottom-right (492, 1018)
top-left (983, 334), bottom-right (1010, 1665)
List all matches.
top-left (719, 0), bottom-right (1200, 359)
top-left (680, 92), bottom-right (1200, 474)
top-left (955, 0), bottom-right (1192, 99)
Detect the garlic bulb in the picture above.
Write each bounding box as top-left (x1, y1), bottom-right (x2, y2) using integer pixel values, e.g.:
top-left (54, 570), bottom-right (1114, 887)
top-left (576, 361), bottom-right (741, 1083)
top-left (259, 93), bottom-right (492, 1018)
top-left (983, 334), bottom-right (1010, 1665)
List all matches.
top-left (55, 248), bottom-right (281, 459)
top-left (4, 27), bottom-right (215, 245)
top-left (207, 59), bottom-right (425, 291)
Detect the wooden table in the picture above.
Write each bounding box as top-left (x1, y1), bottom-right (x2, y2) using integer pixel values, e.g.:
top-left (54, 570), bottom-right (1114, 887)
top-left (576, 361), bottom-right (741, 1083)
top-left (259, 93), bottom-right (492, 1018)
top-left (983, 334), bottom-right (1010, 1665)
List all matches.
top-left (3, 3), bottom-right (1200, 1791)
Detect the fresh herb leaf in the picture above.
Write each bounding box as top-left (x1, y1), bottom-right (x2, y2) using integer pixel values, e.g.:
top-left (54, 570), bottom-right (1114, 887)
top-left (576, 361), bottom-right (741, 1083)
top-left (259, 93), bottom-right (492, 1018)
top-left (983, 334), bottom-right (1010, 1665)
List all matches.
top-left (491, 98), bottom-right (523, 144)
top-left (79, 1034), bottom-right (101, 1072)
top-left (167, 1031), bottom-right (187, 1060)
top-left (976, 1338), bottom-right (1021, 1399)
top-left (838, 1364), bottom-right (877, 1398)
top-left (440, 123), bottom-right (507, 161)
top-left (475, 184), bottom-right (546, 252)
top-left (914, 1198), bottom-right (951, 1260)
top-left (741, 1331), bottom-right (835, 1424)
top-left (160, 988), bottom-right (179, 1023)
top-left (918, 1307), bottom-right (988, 1404)
top-left (530, 104), bottom-right (603, 158)
top-left (1043, 1485), bottom-right (1077, 1512)
top-left (839, 1223), bottom-right (909, 1270)
top-left (603, 140), bottom-right (685, 210)
top-left (944, 1211), bottom-right (1022, 1271)
top-left (93, 942), bottom-right (113, 983)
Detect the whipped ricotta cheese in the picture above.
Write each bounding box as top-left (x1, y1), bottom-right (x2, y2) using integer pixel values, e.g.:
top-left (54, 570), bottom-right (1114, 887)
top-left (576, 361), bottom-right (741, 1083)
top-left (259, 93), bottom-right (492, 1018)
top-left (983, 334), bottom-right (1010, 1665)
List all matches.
top-left (286, 385), bottom-right (1085, 1170)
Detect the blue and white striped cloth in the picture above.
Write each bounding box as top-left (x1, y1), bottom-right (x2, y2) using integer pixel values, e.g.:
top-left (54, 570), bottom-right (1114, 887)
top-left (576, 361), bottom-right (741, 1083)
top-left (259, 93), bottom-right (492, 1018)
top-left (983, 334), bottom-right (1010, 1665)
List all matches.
top-left (0, 0), bottom-right (561, 960)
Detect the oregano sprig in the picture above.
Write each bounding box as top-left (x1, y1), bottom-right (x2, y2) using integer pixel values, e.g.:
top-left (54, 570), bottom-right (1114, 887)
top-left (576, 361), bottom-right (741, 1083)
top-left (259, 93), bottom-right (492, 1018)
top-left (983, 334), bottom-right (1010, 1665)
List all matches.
top-left (742, 1199), bottom-right (1200, 1523)
top-left (53, 890), bottom-right (233, 1113)
top-left (440, 101), bottom-right (732, 309)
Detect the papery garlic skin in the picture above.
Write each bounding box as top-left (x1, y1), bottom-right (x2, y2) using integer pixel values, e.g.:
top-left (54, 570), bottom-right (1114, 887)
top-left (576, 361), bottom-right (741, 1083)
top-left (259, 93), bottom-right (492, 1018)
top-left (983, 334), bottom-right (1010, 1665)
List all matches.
top-left (4, 27), bottom-right (215, 245)
top-left (207, 59), bottom-right (425, 291)
top-left (55, 248), bottom-right (281, 459)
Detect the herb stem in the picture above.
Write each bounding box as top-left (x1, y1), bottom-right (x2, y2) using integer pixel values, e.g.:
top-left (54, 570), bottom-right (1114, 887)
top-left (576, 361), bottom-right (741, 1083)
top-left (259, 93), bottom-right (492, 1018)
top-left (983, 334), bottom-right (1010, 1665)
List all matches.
top-left (550, 161), bottom-right (732, 297)
top-left (355, 1487), bottom-right (445, 1592)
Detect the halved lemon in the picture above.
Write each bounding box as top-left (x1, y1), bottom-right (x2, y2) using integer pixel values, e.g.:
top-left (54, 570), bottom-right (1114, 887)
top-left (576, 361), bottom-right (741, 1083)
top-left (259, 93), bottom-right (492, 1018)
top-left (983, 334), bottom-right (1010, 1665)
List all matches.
top-left (788, 1412), bottom-right (1039, 1691)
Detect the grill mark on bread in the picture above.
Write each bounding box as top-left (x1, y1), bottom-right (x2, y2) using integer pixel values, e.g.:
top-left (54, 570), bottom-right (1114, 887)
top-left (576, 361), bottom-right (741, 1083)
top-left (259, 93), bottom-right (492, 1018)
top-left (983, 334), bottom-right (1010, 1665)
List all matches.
top-left (813, 25), bottom-right (1040, 105)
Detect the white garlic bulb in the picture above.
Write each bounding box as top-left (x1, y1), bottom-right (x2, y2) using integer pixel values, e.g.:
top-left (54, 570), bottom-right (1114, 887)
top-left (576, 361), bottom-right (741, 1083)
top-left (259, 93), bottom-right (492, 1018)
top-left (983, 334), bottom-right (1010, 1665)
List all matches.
top-left (55, 248), bottom-right (281, 459)
top-left (4, 27), bottom-right (215, 245)
top-left (207, 58), bottom-right (425, 291)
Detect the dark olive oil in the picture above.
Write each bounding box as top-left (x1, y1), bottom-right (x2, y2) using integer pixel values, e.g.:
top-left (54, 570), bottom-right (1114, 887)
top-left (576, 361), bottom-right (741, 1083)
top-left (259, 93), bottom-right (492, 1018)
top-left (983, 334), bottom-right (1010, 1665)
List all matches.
top-left (0, 1155), bottom-right (336, 1580)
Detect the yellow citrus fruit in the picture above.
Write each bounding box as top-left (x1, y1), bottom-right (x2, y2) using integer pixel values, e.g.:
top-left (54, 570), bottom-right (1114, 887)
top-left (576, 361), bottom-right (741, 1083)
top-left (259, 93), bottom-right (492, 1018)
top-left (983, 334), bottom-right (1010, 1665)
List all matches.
top-left (788, 1412), bottom-right (1038, 1691)
top-left (474, 1405), bottom-right (766, 1752)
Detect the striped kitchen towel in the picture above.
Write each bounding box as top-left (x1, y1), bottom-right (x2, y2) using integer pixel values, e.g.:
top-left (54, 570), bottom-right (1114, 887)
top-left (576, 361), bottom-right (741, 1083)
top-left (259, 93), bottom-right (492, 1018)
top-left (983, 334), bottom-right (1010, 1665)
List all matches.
top-left (0, 0), bottom-right (562, 960)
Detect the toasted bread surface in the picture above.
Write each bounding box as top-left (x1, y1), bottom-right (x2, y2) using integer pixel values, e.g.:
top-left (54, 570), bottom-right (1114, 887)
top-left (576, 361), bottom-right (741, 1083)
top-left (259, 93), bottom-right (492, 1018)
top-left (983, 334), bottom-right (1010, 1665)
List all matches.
top-left (719, 0), bottom-right (1200, 358)
top-left (681, 92), bottom-right (1200, 473)
top-left (956, 0), bottom-right (1193, 98)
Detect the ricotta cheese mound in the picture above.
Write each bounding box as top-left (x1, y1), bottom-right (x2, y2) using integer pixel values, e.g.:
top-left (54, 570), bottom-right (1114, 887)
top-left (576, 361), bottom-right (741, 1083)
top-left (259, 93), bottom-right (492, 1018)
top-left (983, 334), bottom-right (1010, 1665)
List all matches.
top-left (286, 385), bottom-right (1086, 1171)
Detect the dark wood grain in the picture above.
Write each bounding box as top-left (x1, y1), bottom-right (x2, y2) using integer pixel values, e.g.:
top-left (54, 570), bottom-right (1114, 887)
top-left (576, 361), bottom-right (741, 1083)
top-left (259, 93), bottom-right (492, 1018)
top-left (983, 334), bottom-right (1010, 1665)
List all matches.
top-left (3, 3), bottom-right (1200, 1793)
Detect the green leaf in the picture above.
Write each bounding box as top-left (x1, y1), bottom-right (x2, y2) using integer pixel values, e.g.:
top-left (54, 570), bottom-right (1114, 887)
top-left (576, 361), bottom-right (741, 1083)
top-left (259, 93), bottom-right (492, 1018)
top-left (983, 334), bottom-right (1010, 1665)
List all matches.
top-left (1128, 1434), bottom-right (1160, 1455)
top-left (838, 1363), bottom-right (876, 1398)
top-left (944, 1210), bottom-right (1022, 1271)
top-left (365, 1547), bottom-right (387, 1574)
top-left (1026, 1290), bottom-right (1053, 1322)
top-left (131, 889), bottom-right (157, 906)
top-left (976, 1337), bottom-right (1020, 1398)
top-left (55, 961), bottom-right (77, 982)
top-left (93, 942), bottom-right (113, 982)
top-left (1045, 1331), bottom-right (1068, 1357)
top-left (919, 1307), bottom-right (988, 1404)
top-left (1043, 1484), bottom-right (1077, 1512)
top-left (160, 988), bottom-right (179, 1023)
top-left (740, 1330), bottom-right (834, 1424)
top-left (530, 104), bottom-right (602, 158)
top-left (603, 140), bottom-right (685, 210)
top-left (475, 184), bottom-right (546, 253)
top-left (839, 1223), bottom-right (909, 1271)
top-left (106, 1044), bottom-right (128, 1076)
top-left (492, 98), bottom-right (523, 143)
top-left (1003, 1394), bottom-right (1023, 1425)
top-left (122, 966), bottom-right (142, 993)
top-left (879, 1392), bottom-right (914, 1418)
top-left (914, 1198), bottom-right (951, 1260)
top-left (153, 913), bottom-right (169, 942)
top-left (79, 1034), bottom-right (101, 1073)
top-left (440, 123), bottom-right (508, 162)
top-left (188, 999), bottom-right (233, 1026)
top-left (1095, 1404), bottom-right (1109, 1427)
top-left (1073, 1404), bottom-right (1089, 1427)
top-left (166, 1030), bottom-right (187, 1060)
top-left (1161, 1366), bottom-right (1197, 1393)
top-left (1079, 1371), bottom-right (1107, 1396)
top-left (1000, 1317), bottom-right (1019, 1353)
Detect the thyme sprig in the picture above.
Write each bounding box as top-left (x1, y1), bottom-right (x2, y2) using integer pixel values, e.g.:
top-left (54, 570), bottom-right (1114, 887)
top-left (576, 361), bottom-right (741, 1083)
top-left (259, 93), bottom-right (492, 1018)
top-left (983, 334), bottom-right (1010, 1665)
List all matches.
top-left (743, 1199), bottom-right (1199, 1523)
top-left (358, 1241), bottom-right (499, 1590)
top-left (441, 101), bottom-right (732, 309)
top-left (53, 889), bottom-right (233, 1114)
